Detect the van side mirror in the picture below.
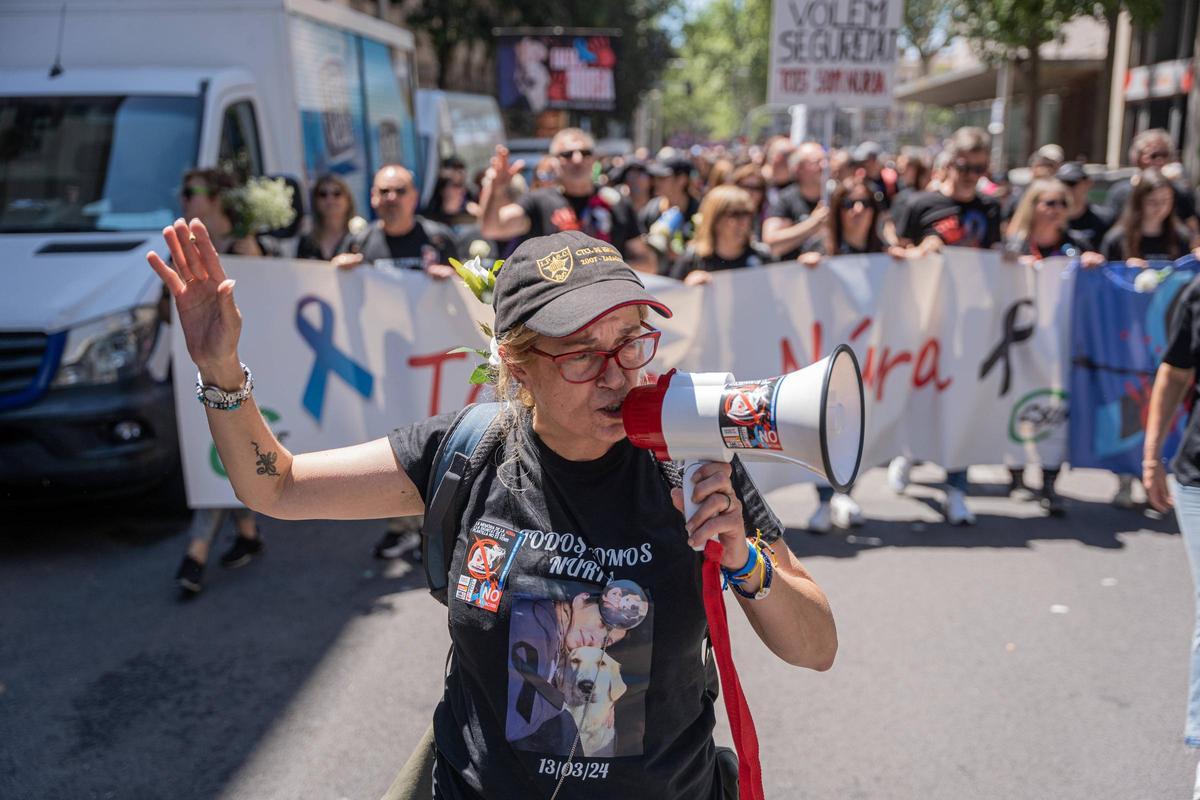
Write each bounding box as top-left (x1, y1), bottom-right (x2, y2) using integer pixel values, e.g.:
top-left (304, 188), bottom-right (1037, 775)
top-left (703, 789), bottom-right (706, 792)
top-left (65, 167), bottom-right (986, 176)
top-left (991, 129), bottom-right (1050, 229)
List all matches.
top-left (267, 175), bottom-right (304, 239)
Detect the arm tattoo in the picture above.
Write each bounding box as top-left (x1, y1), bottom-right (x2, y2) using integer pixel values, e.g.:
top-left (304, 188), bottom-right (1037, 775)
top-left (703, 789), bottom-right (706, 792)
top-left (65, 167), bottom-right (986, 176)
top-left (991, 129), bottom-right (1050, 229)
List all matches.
top-left (252, 441), bottom-right (279, 477)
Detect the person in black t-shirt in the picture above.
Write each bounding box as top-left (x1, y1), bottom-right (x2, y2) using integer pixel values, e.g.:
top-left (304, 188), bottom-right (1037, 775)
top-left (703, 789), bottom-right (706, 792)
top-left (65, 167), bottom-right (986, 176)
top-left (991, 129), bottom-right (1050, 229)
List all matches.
top-left (146, 224), bottom-right (838, 800)
top-left (762, 142), bottom-right (829, 262)
top-left (1003, 178), bottom-right (1104, 266)
top-left (1101, 169), bottom-right (1199, 267)
top-left (1054, 162), bottom-right (1113, 252)
top-left (333, 165), bottom-right (458, 280)
top-left (668, 185), bottom-right (772, 284)
top-left (762, 143), bottom-right (830, 261)
top-left (478, 129), bottom-right (652, 271)
top-left (1105, 128), bottom-right (1199, 240)
top-left (1144, 274), bottom-right (1200, 791)
top-left (640, 157), bottom-right (701, 273)
top-left (890, 127), bottom-right (1001, 526)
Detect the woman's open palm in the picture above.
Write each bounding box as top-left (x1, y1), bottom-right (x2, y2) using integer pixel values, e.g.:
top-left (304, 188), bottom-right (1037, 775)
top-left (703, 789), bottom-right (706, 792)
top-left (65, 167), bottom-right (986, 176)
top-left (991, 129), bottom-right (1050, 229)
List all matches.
top-left (145, 219), bottom-right (242, 369)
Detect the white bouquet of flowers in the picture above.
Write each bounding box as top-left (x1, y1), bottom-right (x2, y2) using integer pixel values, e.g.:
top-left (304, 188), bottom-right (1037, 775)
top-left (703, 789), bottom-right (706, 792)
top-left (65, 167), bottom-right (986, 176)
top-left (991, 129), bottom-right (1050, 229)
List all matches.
top-left (226, 176), bottom-right (297, 237)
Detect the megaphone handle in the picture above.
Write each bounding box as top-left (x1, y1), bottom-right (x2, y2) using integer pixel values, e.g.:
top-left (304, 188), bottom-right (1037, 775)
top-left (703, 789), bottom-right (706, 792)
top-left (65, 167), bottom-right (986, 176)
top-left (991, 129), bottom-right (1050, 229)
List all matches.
top-left (681, 460), bottom-right (712, 552)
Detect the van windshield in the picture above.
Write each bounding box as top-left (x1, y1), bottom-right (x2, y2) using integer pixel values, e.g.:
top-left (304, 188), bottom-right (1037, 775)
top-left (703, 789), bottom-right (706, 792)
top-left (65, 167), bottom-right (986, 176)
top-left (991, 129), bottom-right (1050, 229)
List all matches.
top-left (0, 95), bottom-right (200, 233)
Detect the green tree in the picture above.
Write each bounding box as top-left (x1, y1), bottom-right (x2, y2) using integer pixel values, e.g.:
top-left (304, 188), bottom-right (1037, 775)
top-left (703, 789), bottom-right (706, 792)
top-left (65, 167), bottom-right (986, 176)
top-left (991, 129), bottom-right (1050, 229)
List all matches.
top-left (900, 0), bottom-right (952, 78)
top-left (661, 0), bottom-right (771, 142)
top-left (954, 0), bottom-right (1081, 160)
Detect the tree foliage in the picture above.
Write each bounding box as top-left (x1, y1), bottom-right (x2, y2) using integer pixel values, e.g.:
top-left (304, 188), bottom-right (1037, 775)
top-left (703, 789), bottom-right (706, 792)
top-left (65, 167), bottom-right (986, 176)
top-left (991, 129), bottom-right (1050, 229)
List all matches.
top-left (899, 0), bottom-right (952, 77)
top-left (661, 0), bottom-right (772, 142)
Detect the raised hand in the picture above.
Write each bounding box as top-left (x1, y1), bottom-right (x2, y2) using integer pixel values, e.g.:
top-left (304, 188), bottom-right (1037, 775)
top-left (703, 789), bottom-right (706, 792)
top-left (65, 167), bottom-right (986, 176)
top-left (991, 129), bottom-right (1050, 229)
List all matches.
top-left (145, 218), bottom-right (243, 378)
top-left (487, 145), bottom-right (525, 194)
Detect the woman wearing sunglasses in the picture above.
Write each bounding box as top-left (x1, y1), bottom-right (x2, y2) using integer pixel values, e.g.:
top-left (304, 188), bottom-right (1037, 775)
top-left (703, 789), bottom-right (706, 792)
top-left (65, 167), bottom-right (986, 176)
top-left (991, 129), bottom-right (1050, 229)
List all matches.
top-left (1004, 178), bottom-right (1104, 265)
top-left (999, 178), bottom-right (1104, 516)
top-left (297, 174), bottom-right (358, 261)
top-left (668, 185), bottom-right (772, 286)
top-left (147, 224), bottom-right (837, 799)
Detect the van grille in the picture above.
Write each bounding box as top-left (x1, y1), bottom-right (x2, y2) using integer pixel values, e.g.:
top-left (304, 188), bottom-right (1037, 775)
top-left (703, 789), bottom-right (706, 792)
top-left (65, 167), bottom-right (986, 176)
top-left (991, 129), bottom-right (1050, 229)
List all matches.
top-left (0, 332), bottom-right (50, 398)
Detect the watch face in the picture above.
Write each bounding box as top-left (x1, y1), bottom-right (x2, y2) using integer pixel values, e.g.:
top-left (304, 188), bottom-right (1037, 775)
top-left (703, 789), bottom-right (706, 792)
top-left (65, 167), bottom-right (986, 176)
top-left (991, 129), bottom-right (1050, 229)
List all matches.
top-left (202, 387), bottom-right (228, 404)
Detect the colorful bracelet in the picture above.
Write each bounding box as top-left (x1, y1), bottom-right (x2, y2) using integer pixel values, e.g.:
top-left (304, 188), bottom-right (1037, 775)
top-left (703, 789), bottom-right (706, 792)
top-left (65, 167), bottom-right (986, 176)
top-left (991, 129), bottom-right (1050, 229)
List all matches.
top-left (722, 542), bottom-right (759, 583)
top-left (729, 541), bottom-right (776, 600)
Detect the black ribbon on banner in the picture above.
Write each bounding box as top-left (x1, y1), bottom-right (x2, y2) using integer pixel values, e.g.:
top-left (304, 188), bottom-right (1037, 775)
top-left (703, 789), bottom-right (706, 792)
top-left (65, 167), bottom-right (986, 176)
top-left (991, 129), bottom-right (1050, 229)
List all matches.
top-left (978, 299), bottom-right (1035, 397)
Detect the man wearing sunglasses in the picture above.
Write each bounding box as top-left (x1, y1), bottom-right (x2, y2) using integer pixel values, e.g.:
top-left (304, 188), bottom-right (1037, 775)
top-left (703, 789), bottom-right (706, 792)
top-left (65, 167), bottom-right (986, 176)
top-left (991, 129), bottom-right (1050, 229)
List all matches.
top-left (332, 164), bottom-right (459, 280)
top-left (891, 127), bottom-right (1002, 527)
top-left (479, 129), bottom-right (652, 271)
top-left (898, 127), bottom-right (1001, 256)
top-left (1105, 128), bottom-right (1199, 241)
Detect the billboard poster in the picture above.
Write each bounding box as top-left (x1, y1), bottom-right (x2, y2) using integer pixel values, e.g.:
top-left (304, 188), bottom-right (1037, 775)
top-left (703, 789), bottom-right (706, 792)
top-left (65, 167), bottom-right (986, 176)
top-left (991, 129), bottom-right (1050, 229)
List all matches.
top-left (497, 33), bottom-right (618, 112)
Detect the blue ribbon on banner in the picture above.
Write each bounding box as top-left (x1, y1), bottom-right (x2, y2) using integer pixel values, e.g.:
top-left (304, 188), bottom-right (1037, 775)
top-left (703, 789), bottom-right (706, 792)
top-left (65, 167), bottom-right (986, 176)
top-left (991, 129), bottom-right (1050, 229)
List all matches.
top-left (295, 295), bottom-right (374, 422)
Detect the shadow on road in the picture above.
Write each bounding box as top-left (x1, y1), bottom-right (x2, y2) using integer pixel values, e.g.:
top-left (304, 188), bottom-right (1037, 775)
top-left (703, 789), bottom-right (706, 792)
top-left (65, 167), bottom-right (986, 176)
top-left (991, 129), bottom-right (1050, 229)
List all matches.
top-left (786, 478), bottom-right (1179, 559)
top-left (0, 504), bottom-right (428, 799)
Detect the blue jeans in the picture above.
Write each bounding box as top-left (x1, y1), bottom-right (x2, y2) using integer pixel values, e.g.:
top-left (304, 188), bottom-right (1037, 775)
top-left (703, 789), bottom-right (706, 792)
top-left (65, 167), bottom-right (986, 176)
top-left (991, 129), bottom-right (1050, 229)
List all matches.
top-left (1169, 476), bottom-right (1200, 747)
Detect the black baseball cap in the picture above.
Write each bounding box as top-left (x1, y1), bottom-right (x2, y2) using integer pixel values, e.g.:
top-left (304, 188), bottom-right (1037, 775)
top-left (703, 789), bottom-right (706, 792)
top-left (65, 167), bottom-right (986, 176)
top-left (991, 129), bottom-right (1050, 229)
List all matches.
top-left (646, 157), bottom-right (693, 178)
top-left (1056, 162), bottom-right (1088, 185)
top-left (493, 231), bottom-right (672, 337)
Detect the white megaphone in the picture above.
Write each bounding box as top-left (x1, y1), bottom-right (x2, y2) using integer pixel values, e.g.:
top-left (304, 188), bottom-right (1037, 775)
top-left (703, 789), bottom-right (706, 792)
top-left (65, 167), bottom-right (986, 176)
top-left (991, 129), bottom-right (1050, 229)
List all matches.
top-left (623, 344), bottom-right (865, 549)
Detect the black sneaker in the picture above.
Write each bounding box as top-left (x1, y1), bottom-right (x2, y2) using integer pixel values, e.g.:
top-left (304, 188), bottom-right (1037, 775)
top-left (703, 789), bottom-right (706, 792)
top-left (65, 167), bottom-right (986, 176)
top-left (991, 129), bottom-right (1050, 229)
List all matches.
top-left (374, 529), bottom-right (421, 559)
top-left (1040, 487), bottom-right (1066, 517)
top-left (219, 535), bottom-right (264, 568)
top-left (176, 555), bottom-right (204, 595)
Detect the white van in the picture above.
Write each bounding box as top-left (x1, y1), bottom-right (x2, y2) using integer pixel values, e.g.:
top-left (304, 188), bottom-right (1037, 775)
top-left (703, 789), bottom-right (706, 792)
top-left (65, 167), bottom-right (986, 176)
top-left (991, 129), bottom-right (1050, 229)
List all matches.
top-left (0, 0), bottom-right (422, 501)
top-left (416, 90), bottom-right (505, 206)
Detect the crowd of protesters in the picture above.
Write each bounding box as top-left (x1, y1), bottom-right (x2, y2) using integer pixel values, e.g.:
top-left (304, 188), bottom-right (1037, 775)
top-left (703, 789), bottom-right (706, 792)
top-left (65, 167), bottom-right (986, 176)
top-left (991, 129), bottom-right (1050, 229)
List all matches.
top-left (203, 124), bottom-right (1200, 561)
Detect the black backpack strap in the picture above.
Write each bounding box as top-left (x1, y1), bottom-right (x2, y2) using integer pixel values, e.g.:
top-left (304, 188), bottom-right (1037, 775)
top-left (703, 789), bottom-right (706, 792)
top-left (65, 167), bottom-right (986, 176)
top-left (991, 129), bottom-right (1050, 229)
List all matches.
top-left (421, 402), bottom-right (503, 604)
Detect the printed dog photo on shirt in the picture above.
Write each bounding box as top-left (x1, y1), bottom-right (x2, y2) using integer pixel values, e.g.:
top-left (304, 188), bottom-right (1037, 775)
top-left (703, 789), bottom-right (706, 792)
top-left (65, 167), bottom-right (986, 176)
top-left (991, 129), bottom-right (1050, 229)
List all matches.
top-left (505, 576), bottom-right (652, 758)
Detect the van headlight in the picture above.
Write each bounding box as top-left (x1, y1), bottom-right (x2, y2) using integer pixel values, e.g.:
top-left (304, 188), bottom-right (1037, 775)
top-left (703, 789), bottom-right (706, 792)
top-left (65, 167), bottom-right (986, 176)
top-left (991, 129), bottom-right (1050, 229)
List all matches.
top-left (52, 307), bottom-right (160, 387)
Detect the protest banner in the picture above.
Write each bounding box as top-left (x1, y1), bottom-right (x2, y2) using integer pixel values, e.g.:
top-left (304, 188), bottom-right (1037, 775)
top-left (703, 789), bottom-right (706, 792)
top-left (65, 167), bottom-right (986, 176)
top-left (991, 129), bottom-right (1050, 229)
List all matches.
top-left (767, 0), bottom-right (903, 108)
top-left (1068, 258), bottom-right (1198, 475)
top-left (495, 32), bottom-right (619, 113)
top-left (172, 250), bottom-right (1078, 508)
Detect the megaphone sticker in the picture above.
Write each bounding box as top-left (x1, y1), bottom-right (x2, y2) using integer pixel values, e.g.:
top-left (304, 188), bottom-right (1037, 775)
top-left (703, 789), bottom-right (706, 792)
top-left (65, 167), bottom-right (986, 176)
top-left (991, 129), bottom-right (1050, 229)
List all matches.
top-left (718, 377), bottom-right (785, 451)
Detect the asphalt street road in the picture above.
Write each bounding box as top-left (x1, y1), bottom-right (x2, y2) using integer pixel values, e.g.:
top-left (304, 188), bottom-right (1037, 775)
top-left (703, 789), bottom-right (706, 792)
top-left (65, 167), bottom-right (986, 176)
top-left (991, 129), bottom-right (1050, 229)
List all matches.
top-left (1, 464), bottom-right (1194, 800)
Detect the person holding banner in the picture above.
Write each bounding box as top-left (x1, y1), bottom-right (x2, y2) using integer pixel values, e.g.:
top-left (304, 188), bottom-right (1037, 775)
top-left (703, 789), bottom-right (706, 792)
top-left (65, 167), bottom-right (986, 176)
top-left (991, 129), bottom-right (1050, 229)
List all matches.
top-left (890, 127), bottom-right (1003, 526)
top-left (173, 167), bottom-right (272, 594)
top-left (1143, 273), bottom-right (1200, 798)
top-left (297, 174), bottom-right (358, 261)
top-left (1105, 129), bottom-right (1199, 241)
top-left (146, 220), bottom-right (837, 800)
top-left (1100, 169), bottom-right (1196, 267)
top-left (668, 185), bottom-right (772, 284)
top-left (332, 165), bottom-right (459, 280)
top-left (1002, 178), bottom-right (1105, 515)
top-left (762, 142), bottom-right (829, 263)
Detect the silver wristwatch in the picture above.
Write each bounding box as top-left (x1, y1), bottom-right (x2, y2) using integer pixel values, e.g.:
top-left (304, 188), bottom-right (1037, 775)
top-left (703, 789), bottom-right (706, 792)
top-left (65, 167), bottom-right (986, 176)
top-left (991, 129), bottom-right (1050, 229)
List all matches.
top-left (195, 363), bottom-right (253, 410)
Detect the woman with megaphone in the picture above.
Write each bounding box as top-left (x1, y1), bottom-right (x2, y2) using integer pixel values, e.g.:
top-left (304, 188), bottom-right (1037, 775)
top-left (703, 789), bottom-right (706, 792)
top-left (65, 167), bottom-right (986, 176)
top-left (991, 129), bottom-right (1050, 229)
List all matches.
top-left (147, 221), bottom-right (837, 800)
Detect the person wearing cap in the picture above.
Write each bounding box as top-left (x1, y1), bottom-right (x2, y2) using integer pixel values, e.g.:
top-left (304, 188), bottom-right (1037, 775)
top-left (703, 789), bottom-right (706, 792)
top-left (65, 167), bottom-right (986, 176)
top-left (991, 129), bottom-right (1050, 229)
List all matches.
top-left (1056, 162), bottom-right (1113, 251)
top-left (478, 129), bottom-right (653, 272)
top-left (640, 156), bottom-right (701, 273)
top-left (147, 222), bottom-right (837, 800)
top-left (609, 157), bottom-right (652, 212)
top-left (762, 141), bottom-right (829, 262)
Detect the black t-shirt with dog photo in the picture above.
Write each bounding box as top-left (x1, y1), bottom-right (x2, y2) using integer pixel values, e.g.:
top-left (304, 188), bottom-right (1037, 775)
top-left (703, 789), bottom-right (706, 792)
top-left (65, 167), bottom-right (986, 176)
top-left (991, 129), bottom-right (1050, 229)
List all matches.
top-left (389, 412), bottom-right (783, 800)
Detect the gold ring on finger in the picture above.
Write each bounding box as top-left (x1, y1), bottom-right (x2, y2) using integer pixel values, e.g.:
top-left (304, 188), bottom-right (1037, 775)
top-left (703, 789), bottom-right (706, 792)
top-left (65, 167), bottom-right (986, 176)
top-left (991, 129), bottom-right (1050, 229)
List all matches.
top-left (188, 234), bottom-right (198, 243)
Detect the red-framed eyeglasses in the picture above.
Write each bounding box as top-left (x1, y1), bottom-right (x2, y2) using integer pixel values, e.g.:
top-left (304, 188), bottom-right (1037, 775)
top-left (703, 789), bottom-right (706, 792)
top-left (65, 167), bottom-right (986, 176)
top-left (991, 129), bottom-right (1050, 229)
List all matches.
top-left (530, 323), bottom-right (662, 383)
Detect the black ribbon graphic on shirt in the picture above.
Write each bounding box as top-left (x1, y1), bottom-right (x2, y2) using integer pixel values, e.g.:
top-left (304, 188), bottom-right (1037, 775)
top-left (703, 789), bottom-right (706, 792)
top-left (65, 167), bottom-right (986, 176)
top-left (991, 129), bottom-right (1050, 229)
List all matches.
top-left (978, 299), bottom-right (1035, 397)
top-left (511, 641), bottom-right (564, 721)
